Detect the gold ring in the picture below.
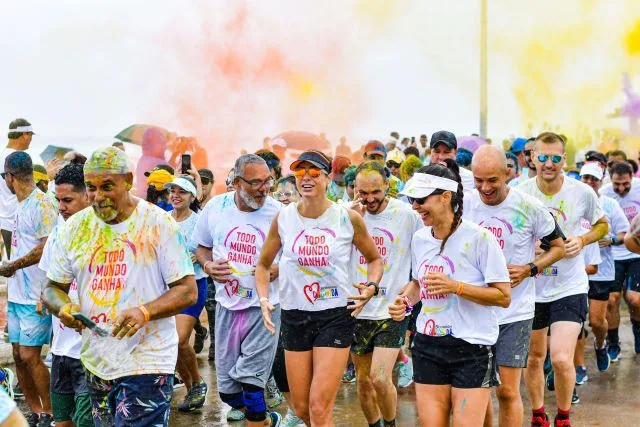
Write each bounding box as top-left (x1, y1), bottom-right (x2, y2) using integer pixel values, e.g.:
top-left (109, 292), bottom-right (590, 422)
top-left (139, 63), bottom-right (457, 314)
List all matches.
top-left (126, 324), bottom-right (134, 329)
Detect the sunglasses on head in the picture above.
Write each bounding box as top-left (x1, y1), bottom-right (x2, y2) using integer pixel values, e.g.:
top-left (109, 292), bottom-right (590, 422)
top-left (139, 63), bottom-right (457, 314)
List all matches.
top-left (293, 167), bottom-right (324, 178)
top-left (537, 154), bottom-right (563, 164)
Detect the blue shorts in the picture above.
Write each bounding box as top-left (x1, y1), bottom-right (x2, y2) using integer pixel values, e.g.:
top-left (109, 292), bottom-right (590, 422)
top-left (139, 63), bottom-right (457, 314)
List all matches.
top-left (85, 370), bottom-right (174, 427)
top-left (8, 302), bottom-right (51, 346)
top-left (180, 277), bottom-right (207, 318)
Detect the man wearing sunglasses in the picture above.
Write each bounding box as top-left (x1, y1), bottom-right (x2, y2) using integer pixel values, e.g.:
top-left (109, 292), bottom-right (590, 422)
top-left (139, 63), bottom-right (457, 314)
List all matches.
top-left (517, 132), bottom-right (608, 427)
top-left (194, 154), bottom-right (282, 426)
top-left (600, 161), bottom-right (640, 359)
top-left (362, 141), bottom-right (404, 198)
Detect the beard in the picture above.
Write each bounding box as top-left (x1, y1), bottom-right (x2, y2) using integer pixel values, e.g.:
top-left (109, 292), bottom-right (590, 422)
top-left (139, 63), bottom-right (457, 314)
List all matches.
top-left (92, 202), bottom-right (118, 222)
top-left (238, 186), bottom-right (263, 210)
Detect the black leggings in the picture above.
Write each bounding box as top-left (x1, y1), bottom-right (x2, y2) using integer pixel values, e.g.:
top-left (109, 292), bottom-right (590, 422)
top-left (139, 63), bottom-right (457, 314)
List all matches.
top-left (271, 331), bottom-right (289, 393)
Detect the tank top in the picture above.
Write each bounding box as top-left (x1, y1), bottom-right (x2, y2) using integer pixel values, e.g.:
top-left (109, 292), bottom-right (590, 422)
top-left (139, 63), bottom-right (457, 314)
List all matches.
top-left (278, 201), bottom-right (354, 311)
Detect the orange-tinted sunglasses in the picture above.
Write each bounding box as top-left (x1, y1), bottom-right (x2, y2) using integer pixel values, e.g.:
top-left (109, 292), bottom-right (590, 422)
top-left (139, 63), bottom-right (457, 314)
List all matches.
top-left (293, 167), bottom-right (323, 178)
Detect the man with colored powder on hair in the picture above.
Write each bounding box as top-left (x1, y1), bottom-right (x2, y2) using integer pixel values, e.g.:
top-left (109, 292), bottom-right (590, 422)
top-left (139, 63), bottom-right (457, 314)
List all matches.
top-left (517, 132), bottom-right (608, 427)
top-left (509, 138), bottom-right (538, 188)
top-left (327, 155), bottom-right (351, 202)
top-left (362, 141), bottom-right (404, 198)
top-left (38, 164), bottom-right (93, 427)
top-left (193, 154), bottom-right (282, 426)
top-left (42, 147), bottom-right (197, 427)
top-left (0, 151), bottom-right (58, 427)
top-left (429, 131), bottom-right (475, 191)
top-left (350, 161), bottom-right (423, 427)
top-left (33, 165), bottom-right (51, 195)
top-left (464, 145), bottom-right (565, 427)
top-left (0, 119), bottom-right (34, 259)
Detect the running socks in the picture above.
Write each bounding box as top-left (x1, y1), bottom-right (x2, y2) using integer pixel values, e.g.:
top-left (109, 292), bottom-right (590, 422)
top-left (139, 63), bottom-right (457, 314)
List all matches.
top-left (631, 320), bottom-right (640, 339)
top-left (608, 328), bottom-right (619, 345)
top-left (556, 407), bottom-right (570, 421)
top-left (383, 419), bottom-right (396, 427)
top-left (369, 420), bottom-right (382, 427)
top-left (533, 406), bottom-right (546, 417)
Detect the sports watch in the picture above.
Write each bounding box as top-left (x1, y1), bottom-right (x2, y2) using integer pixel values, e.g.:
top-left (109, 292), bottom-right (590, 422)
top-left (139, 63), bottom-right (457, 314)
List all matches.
top-left (367, 282), bottom-right (380, 296)
top-left (528, 263), bottom-right (538, 277)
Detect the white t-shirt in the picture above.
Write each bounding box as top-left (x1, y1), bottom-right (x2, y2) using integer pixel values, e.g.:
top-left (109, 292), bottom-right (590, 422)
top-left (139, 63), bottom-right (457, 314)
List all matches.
top-left (47, 201), bottom-right (194, 380)
top-left (192, 192), bottom-right (281, 311)
top-left (0, 148), bottom-right (17, 231)
top-left (39, 216), bottom-right (81, 359)
top-left (464, 188), bottom-right (556, 324)
top-left (352, 198), bottom-right (423, 320)
top-left (411, 220), bottom-right (510, 345)
top-left (459, 167), bottom-right (475, 191)
top-left (583, 238), bottom-right (602, 267)
top-left (583, 196), bottom-right (629, 282)
top-left (175, 211), bottom-right (207, 280)
top-left (600, 183), bottom-right (640, 261)
top-left (278, 202), bottom-right (354, 311)
top-left (517, 177), bottom-right (603, 302)
top-left (8, 189), bottom-right (57, 304)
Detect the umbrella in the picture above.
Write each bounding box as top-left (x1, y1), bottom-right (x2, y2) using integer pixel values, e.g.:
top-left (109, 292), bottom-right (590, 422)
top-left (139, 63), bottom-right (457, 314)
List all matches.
top-left (271, 131), bottom-right (330, 151)
top-left (40, 145), bottom-right (73, 164)
top-left (457, 135), bottom-right (486, 154)
top-left (114, 124), bottom-right (171, 145)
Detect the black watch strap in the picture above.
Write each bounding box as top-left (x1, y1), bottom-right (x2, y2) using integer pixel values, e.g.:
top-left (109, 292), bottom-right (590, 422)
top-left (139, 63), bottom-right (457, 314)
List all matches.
top-left (528, 263), bottom-right (538, 277)
top-left (367, 282), bottom-right (380, 296)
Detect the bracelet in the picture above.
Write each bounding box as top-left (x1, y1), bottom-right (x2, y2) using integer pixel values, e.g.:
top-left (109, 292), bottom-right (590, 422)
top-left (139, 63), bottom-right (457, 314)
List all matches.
top-left (138, 305), bottom-right (151, 323)
top-left (455, 282), bottom-right (464, 296)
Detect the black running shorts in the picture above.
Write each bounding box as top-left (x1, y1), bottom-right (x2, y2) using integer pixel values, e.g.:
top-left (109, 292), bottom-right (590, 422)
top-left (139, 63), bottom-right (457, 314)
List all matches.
top-left (351, 318), bottom-right (408, 355)
top-left (614, 258), bottom-right (640, 293)
top-left (281, 306), bottom-right (355, 351)
top-left (588, 280), bottom-right (615, 301)
top-left (532, 293), bottom-right (588, 330)
top-left (412, 333), bottom-right (499, 388)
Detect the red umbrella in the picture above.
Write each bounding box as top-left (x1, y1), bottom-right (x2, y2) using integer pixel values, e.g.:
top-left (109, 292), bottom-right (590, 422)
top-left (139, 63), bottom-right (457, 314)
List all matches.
top-left (271, 131), bottom-right (330, 151)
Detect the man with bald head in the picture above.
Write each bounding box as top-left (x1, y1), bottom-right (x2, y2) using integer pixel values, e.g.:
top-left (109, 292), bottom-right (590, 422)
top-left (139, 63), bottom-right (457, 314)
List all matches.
top-left (464, 145), bottom-right (566, 427)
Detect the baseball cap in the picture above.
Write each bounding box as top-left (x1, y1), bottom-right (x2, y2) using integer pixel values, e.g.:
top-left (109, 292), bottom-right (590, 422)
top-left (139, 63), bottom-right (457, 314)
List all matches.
top-left (331, 156), bottom-right (351, 176)
top-left (364, 140), bottom-right (387, 158)
top-left (387, 148), bottom-right (406, 165)
top-left (585, 151), bottom-right (607, 167)
top-left (146, 169), bottom-right (174, 190)
top-left (399, 172), bottom-right (459, 199)
top-left (430, 131), bottom-right (457, 150)
top-left (579, 162), bottom-right (604, 181)
top-left (164, 176), bottom-right (197, 197)
top-left (290, 150), bottom-right (332, 174)
top-left (84, 147), bottom-right (131, 175)
top-left (510, 138), bottom-right (527, 154)
top-left (198, 168), bottom-right (214, 182)
top-left (33, 164), bottom-right (48, 183)
top-left (144, 164), bottom-right (175, 177)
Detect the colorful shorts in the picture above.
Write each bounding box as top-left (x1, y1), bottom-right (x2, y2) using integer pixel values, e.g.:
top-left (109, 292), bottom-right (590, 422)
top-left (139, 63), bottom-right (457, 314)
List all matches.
top-left (51, 355), bottom-right (92, 426)
top-left (8, 302), bottom-right (51, 346)
top-left (85, 370), bottom-right (174, 427)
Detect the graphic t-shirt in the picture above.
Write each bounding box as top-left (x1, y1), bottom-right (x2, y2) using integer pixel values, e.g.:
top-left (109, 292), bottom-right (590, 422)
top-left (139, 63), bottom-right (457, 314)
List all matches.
top-left (464, 188), bottom-right (556, 324)
top-left (0, 148), bottom-right (17, 231)
top-left (352, 198), bottom-right (423, 320)
top-left (600, 183), bottom-right (640, 261)
top-left (581, 196), bottom-right (628, 282)
top-left (175, 211), bottom-right (207, 280)
top-left (192, 192), bottom-right (281, 311)
top-left (278, 202), bottom-right (354, 311)
top-left (411, 220), bottom-right (510, 345)
top-left (517, 177), bottom-right (603, 302)
top-left (8, 189), bottom-right (57, 304)
top-left (39, 216), bottom-right (81, 359)
top-left (47, 201), bottom-right (194, 380)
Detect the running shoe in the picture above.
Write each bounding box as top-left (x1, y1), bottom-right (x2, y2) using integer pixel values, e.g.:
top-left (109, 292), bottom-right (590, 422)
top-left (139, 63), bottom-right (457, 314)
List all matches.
top-left (608, 343), bottom-right (621, 363)
top-left (397, 358), bottom-right (414, 388)
top-left (554, 416), bottom-right (572, 426)
top-left (575, 366), bottom-right (588, 385)
top-left (546, 370), bottom-right (555, 391)
top-left (543, 353), bottom-right (552, 375)
top-left (13, 383), bottom-right (24, 400)
top-left (531, 412), bottom-right (550, 427)
top-left (227, 408), bottom-right (246, 421)
top-left (177, 381), bottom-right (208, 412)
top-left (266, 376), bottom-right (284, 408)
top-left (193, 326), bottom-right (209, 355)
top-left (36, 413), bottom-right (54, 427)
top-left (571, 388), bottom-right (580, 404)
top-left (268, 411), bottom-right (282, 427)
top-left (26, 413), bottom-right (39, 427)
top-left (594, 339), bottom-right (611, 372)
top-left (173, 375), bottom-right (185, 389)
top-left (0, 367), bottom-right (15, 400)
top-left (281, 407), bottom-right (305, 426)
top-left (341, 362), bottom-right (356, 383)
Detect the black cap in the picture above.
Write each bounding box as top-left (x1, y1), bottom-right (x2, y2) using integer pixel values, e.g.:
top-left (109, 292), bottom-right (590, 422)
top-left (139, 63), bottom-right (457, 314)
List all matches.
top-left (144, 164), bottom-right (174, 177)
top-left (198, 168), bottom-right (214, 181)
top-left (430, 130), bottom-right (457, 149)
top-left (290, 150), bottom-right (331, 174)
top-left (585, 151), bottom-right (607, 167)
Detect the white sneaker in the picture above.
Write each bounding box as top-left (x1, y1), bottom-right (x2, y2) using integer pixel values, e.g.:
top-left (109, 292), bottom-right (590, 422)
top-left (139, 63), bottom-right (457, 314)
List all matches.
top-left (397, 358), bottom-right (414, 388)
top-left (265, 376), bottom-right (284, 408)
top-left (281, 407), bottom-right (305, 426)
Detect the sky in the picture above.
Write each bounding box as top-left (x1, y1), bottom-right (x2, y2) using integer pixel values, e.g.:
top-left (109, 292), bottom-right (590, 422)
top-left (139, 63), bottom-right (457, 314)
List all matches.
top-left (2, 0), bottom-right (640, 160)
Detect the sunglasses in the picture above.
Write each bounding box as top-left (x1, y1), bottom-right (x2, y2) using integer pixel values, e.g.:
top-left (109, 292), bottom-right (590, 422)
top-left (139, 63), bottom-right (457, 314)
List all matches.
top-left (386, 161), bottom-right (401, 168)
top-left (506, 163), bottom-right (516, 169)
top-left (524, 150), bottom-right (532, 156)
top-left (536, 154), bottom-right (563, 164)
top-left (201, 178), bottom-right (212, 185)
top-left (293, 167), bottom-right (324, 178)
top-left (274, 191), bottom-right (295, 199)
top-left (407, 196), bottom-right (428, 205)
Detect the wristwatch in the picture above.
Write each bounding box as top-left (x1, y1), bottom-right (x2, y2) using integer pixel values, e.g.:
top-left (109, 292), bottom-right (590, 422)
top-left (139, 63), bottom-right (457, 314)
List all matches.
top-left (528, 263), bottom-right (539, 277)
top-left (367, 282), bottom-right (380, 296)
top-left (611, 236), bottom-right (619, 246)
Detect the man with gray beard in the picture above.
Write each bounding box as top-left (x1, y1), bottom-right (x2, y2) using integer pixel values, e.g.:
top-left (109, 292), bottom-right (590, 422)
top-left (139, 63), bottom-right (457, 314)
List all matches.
top-left (193, 154), bottom-right (282, 426)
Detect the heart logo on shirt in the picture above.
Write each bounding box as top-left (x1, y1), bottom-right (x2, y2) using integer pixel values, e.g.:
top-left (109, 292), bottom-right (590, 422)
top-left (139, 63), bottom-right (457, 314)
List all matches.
top-left (303, 282), bottom-right (320, 304)
top-left (224, 279), bottom-right (240, 297)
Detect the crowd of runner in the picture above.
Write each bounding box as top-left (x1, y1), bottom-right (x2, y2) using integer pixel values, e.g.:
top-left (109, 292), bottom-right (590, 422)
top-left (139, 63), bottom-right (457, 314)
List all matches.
top-left (0, 118), bottom-right (639, 426)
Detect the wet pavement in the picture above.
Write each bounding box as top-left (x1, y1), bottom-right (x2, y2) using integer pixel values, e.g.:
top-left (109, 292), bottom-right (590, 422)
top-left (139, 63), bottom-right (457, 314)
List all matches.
top-left (14, 315), bottom-right (640, 426)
